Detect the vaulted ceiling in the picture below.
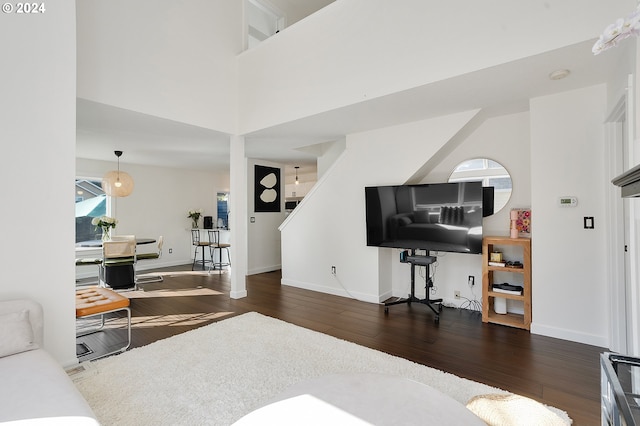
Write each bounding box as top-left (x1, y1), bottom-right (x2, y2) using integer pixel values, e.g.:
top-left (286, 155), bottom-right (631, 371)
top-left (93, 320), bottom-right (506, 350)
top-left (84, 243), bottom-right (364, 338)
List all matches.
top-left (76, 1), bottom-right (628, 176)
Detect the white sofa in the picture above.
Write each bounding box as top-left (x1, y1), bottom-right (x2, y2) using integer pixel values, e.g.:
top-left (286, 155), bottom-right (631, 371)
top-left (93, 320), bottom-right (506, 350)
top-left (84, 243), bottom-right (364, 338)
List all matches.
top-left (0, 299), bottom-right (98, 425)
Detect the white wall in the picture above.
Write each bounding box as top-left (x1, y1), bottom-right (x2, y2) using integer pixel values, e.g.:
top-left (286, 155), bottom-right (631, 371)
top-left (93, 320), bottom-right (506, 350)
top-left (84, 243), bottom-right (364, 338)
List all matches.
top-left (530, 85), bottom-right (609, 347)
top-left (317, 139), bottom-right (346, 179)
top-left (0, 1), bottom-right (77, 366)
top-left (284, 177), bottom-right (314, 199)
top-left (420, 111), bottom-right (531, 305)
top-left (283, 86), bottom-right (612, 348)
top-left (76, 158), bottom-right (229, 276)
top-left (274, 0), bottom-right (335, 28)
top-left (76, 0), bottom-right (242, 133)
top-left (247, 159), bottom-right (287, 274)
top-left (280, 110), bottom-right (481, 302)
top-left (238, 0), bottom-right (630, 133)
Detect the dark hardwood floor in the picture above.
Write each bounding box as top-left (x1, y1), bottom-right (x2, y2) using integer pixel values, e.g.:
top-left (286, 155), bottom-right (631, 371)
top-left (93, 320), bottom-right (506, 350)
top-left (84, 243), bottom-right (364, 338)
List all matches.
top-left (78, 265), bottom-right (604, 425)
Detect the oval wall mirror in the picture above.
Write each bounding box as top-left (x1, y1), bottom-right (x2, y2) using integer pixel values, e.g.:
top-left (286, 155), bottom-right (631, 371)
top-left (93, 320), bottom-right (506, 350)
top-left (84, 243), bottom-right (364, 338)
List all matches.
top-left (448, 158), bottom-right (512, 216)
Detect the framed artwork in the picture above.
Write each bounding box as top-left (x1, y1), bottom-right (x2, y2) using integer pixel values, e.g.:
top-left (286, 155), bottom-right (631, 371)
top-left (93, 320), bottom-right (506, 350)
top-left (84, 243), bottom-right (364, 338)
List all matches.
top-left (254, 165), bottom-right (281, 212)
top-left (510, 208), bottom-right (531, 237)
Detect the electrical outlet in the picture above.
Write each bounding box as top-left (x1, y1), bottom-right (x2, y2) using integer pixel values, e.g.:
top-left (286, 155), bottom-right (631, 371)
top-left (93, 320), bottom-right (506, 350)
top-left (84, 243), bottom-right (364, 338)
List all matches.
top-left (454, 290), bottom-right (461, 299)
top-left (331, 266), bottom-right (336, 275)
top-left (468, 275), bottom-right (475, 286)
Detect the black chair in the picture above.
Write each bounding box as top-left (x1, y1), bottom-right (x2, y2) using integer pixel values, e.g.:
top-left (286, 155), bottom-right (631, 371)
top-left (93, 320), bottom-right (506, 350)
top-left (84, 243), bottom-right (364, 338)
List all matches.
top-left (99, 236), bottom-right (137, 290)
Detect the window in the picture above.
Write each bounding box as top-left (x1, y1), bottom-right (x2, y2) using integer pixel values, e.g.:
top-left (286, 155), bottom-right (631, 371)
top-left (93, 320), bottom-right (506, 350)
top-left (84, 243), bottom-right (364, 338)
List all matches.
top-left (246, 0), bottom-right (284, 49)
top-left (449, 158), bottom-right (513, 215)
top-left (217, 192), bottom-right (229, 229)
top-left (75, 178), bottom-right (107, 243)
top-left (454, 158), bottom-right (485, 172)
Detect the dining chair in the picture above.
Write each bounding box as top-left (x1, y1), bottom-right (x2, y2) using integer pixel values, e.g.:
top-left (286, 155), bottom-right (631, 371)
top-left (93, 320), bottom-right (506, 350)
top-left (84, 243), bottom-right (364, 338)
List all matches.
top-left (191, 229), bottom-right (211, 270)
top-left (208, 229), bottom-right (230, 274)
top-left (100, 237), bottom-right (137, 290)
top-left (75, 257), bottom-right (102, 287)
top-left (136, 236), bottom-right (164, 285)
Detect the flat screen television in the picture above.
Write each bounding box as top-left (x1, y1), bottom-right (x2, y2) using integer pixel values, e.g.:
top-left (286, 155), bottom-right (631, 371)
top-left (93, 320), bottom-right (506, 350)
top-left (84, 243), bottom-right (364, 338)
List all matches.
top-left (365, 182), bottom-right (483, 254)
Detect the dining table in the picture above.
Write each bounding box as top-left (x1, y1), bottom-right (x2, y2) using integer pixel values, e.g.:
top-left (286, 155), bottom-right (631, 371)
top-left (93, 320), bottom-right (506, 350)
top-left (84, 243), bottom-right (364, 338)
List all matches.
top-left (75, 238), bottom-right (156, 248)
top-left (76, 238), bottom-right (156, 289)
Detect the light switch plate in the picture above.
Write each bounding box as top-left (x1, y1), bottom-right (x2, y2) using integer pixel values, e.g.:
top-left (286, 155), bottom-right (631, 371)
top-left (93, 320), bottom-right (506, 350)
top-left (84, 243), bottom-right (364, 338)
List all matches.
top-left (584, 216), bottom-right (594, 229)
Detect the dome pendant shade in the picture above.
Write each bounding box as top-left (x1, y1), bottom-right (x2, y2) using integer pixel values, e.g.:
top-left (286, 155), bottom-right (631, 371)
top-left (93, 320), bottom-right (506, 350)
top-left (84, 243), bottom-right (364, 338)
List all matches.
top-left (102, 170), bottom-right (134, 197)
top-left (102, 150), bottom-right (134, 197)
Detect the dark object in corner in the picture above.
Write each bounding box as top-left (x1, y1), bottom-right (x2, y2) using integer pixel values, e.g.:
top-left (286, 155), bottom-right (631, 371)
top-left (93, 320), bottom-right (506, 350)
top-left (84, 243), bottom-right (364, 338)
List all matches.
top-left (612, 163), bottom-right (640, 197)
top-left (204, 216), bottom-right (213, 229)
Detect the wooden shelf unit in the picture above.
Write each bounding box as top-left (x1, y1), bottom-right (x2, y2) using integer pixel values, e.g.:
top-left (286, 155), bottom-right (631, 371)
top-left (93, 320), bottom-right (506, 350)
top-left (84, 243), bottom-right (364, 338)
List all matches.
top-left (482, 236), bottom-right (531, 330)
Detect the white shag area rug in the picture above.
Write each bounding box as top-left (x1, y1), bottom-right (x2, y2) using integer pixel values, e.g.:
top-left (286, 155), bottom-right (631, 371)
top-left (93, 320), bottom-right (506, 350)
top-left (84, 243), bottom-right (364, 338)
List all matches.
top-left (71, 312), bottom-right (571, 425)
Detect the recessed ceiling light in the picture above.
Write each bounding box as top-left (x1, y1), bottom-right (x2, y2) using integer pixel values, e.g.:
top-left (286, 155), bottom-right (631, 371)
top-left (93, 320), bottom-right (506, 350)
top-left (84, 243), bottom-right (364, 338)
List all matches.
top-left (549, 69), bottom-right (571, 80)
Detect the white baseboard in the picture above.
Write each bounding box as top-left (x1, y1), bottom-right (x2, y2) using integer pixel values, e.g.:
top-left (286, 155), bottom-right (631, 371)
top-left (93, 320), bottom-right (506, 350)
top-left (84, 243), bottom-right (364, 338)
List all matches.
top-left (281, 278), bottom-right (380, 304)
top-left (136, 259), bottom-right (189, 271)
top-left (230, 290), bottom-right (248, 299)
top-left (248, 264), bottom-right (281, 275)
top-left (379, 289), bottom-right (393, 303)
top-left (531, 322), bottom-right (609, 348)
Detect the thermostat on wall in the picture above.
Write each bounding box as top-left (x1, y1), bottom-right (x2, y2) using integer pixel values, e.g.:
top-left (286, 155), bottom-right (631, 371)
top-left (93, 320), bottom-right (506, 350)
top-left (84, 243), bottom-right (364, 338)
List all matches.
top-left (558, 196), bottom-right (578, 207)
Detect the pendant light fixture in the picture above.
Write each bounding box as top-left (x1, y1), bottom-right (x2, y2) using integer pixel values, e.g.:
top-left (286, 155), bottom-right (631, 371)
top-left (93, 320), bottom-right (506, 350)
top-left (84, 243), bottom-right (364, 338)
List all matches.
top-left (102, 150), bottom-right (134, 197)
top-left (295, 166), bottom-right (299, 185)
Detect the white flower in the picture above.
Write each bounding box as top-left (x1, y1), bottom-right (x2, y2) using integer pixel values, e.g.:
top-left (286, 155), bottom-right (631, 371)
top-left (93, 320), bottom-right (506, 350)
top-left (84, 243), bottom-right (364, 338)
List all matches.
top-left (593, 8), bottom-right (640, 55)
top-left (625, 9), bottom-right (640, 36)
top-left (604, 19), bottom-right (625, 42)
top-left (92, 215), bottom-right (117, 230)
top-left (188, 209), bottom-right (203, 220)
top-left (592, 37), bottom-right (606, 55)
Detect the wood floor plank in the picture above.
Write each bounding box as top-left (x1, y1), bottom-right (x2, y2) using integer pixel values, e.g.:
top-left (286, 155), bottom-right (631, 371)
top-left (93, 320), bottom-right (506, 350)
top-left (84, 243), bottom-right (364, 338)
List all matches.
top-left (77, 265), bottom-right (603, 425)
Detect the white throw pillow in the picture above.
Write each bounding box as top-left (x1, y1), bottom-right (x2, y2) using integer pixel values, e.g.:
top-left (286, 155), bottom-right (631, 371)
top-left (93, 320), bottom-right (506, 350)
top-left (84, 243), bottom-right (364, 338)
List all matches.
top-left (466, 393), bottom-right (567, 426)
top-left (0, 309), bottom-right (38, 358)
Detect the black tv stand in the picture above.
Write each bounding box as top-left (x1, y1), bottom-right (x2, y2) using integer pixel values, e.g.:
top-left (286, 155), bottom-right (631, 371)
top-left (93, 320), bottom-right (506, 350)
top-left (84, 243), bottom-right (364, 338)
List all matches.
top-left (384, 250), bottom-right (443, 324)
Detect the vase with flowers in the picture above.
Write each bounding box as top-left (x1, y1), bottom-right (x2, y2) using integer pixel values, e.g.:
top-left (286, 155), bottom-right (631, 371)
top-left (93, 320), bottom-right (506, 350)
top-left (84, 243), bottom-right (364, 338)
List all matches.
top-left (92, 215), bottom-right (118, 241)
top-left (188, 209), bottom-right (203, 229)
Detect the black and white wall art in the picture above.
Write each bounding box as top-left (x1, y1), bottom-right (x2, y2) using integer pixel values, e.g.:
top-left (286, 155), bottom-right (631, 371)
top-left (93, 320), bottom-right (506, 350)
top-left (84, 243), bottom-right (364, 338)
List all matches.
top-left (254, 165), bottom-right (281, 212)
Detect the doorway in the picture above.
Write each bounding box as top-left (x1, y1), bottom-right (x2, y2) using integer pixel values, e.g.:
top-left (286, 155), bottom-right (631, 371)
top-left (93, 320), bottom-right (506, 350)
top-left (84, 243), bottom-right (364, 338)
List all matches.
top-left (606, 85), bottom-right (637, 355)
